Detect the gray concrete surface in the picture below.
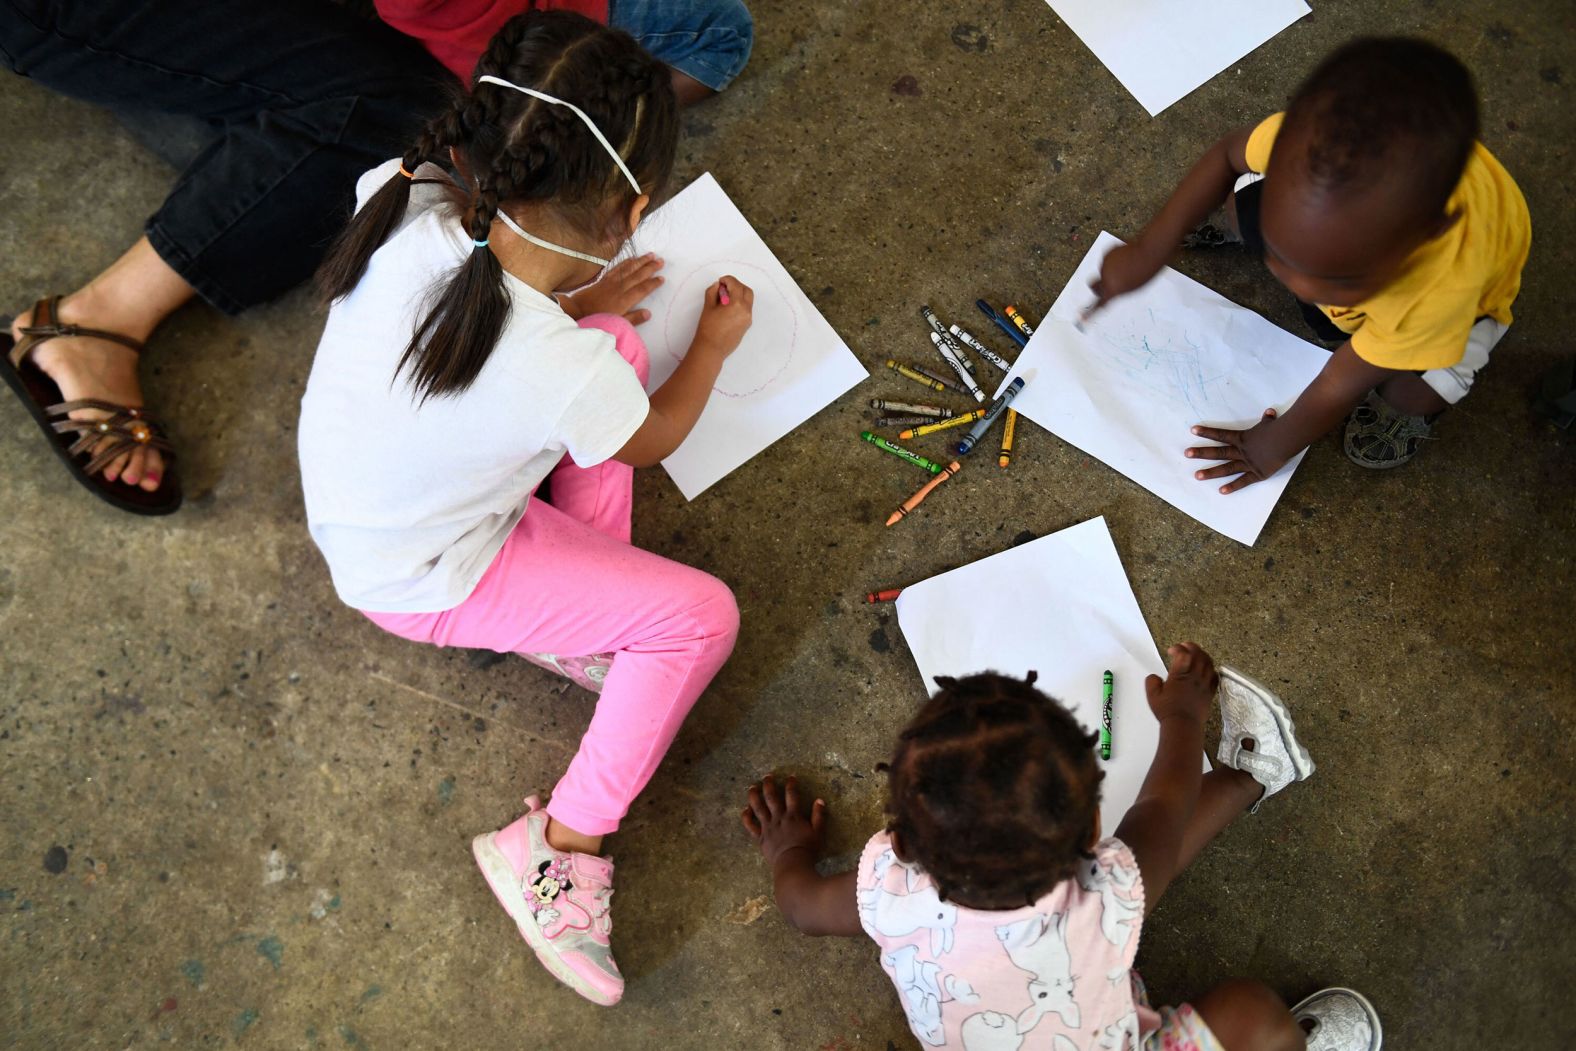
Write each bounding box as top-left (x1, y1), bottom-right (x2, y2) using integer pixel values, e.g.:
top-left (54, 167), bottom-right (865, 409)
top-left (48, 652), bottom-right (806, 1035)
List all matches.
top-left (2, 1), bottom-right (1573, 1048)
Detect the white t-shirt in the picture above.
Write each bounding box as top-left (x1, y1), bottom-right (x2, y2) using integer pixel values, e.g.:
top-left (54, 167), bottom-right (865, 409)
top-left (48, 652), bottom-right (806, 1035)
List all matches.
top-left (298, 160), bottom-right (650, 612)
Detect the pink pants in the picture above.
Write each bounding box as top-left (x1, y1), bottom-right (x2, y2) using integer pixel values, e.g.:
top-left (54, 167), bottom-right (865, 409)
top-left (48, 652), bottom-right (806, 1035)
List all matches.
top-left (364, 316), bottom-right (740, 836)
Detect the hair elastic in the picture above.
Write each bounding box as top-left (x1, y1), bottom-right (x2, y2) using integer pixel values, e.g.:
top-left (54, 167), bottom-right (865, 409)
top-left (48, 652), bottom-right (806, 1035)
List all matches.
top-left (398, 164), bottom-right (416, 179)
top-left (474, 74), bottom-right (642, 195)
top-left (472, 238), bottom-right (490, 249)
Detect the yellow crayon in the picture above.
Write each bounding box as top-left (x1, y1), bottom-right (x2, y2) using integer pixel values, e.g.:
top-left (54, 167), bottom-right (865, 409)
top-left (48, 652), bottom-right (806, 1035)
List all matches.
top-left (1005, 305), bottom-right (1036, 339)
top-left (999, 409), bottom-right (1018, 468)
top-left (900, 410), bottom-right (986, 440)
top-left (885, 358), bottom-right (948, 393)
top-left (887, 461), bottom-right (962, 526)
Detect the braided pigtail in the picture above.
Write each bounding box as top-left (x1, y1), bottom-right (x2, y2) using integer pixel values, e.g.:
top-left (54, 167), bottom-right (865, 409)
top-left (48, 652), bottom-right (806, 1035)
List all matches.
top-left (383, 9), bottom-right (680, 402)
top-left (316, 110), bottom-right (461, 303)
top-left (396, 174), bottom-right (511, 401)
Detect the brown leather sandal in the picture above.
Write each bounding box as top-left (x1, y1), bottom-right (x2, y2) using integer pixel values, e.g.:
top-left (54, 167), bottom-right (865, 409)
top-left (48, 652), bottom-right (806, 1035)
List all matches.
top-left (2, 296), bottom-right (182, 515)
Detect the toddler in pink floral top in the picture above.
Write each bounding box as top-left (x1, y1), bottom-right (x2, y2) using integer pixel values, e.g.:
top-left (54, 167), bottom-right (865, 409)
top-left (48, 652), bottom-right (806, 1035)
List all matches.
top-left (742, 643), bottom-right (1383, 1051)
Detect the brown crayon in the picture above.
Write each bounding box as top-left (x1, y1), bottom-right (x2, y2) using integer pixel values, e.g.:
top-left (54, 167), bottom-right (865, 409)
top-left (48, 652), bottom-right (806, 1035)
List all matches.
top-left (869, 398), bottom-right (949, 418)
top-left (885, 359), bottom-right (948, 393)
top-left (911, 362), bottom-right (971, 397)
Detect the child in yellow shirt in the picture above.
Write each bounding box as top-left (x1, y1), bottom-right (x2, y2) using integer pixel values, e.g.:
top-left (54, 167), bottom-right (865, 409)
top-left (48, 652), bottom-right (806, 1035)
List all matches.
top-left (1089, 36), bottom-right (1531, 481)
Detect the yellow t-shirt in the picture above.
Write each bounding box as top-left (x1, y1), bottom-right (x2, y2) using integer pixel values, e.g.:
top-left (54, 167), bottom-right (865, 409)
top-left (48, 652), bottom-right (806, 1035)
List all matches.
top-left (1244, 112), bottom-right (1531, 371)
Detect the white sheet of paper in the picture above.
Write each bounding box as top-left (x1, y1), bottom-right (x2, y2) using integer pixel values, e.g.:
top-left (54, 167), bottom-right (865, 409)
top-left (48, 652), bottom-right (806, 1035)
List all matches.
top-left (999, 231), bottom-right (1329, 546)
top-left (895, 517), bottom-right (1175, 833)
top-left (1045, 0), bottom-right (1309, 115)
top-left (630, 173), bottom-right (867, 499)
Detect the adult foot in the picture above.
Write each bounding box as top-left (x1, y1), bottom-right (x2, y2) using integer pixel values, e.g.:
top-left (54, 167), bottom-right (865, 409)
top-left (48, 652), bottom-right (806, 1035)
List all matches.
top-left (11, 294), bottom-right (164, 490)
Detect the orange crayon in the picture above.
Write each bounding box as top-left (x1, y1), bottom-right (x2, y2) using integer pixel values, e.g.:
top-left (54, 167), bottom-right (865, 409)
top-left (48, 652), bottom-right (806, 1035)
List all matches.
top-left (886, 461), bottom-right (962, 526)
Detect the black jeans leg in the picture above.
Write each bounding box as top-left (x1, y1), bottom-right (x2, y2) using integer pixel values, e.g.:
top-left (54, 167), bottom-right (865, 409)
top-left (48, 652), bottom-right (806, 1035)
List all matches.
top-left (0, 0), bottom-right (452, 313)
top-left (1230, 177), bottom-right (1349, 345)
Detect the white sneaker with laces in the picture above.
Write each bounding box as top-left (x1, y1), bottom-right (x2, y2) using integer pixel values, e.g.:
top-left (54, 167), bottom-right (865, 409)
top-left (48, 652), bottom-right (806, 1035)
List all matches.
top-left (1292, 987), bottom-right (1382, 1051)
top-left (1216, 666), bottom-right (1314, 812)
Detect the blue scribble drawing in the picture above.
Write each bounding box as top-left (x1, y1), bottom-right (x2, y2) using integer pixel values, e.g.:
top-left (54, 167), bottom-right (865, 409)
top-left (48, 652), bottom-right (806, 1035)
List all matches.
top-left (1089, 309), bottom-right (1229, 416)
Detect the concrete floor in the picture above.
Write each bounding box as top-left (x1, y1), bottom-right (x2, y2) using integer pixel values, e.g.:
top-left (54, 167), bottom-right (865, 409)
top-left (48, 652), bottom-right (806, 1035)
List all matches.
top-left (3, 1), bottom-right (1573, 1048)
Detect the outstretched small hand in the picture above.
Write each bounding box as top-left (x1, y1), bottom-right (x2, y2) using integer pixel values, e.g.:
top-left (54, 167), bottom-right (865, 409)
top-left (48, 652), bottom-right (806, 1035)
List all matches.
top-left (741, 775), bottom-right (825, 869)
top-left (1185, 407), bottom-right (1284, 494)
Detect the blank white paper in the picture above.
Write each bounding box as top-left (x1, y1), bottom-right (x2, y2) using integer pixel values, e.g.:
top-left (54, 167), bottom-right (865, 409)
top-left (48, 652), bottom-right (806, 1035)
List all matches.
top-left (999, 232), bottom-right (1329, 546)
top-left (895, 516), bottom-right (1172, 834)
top-left (629, 173), bottom-right (867, 500)
top-left (1046, 0), bottom-right (1310, 115)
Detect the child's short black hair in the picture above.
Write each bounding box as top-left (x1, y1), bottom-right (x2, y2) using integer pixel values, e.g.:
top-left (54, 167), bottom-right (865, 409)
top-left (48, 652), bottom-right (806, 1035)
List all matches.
top-left (881, 672), bottom-right (1103, 910)
top-left (1283, 36), bottom-right (1479, 224)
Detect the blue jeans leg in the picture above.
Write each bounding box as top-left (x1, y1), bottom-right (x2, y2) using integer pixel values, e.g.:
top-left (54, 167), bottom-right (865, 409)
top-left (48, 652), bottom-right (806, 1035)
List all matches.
top-left (607, 0), bottom-right (754, 92)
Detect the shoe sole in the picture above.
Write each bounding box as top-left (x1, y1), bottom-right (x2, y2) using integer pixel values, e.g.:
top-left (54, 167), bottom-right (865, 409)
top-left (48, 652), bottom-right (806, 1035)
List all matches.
top-left (1290, 986), bottom-right (1383, 1051)
top-left (471, 831), bottom-right (620, 1006)
top-left (1219, 666), bottom-right (1315, 781)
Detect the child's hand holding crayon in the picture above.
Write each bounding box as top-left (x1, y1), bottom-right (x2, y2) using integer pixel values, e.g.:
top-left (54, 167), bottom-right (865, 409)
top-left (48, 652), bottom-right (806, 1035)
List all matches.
top-left (1084, 237), bottom-right (1171, 321)
top-left (693, 274), bottom-right (754, 359)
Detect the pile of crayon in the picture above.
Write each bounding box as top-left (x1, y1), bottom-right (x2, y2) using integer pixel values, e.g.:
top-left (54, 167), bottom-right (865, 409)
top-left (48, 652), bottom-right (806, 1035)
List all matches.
top-left (862, 299), bottom-right (1038, 527)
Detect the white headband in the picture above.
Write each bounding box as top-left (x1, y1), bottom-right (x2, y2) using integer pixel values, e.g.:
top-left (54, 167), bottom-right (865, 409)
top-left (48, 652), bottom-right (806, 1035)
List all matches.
top-left (475, 74), bottom-right (642, 195)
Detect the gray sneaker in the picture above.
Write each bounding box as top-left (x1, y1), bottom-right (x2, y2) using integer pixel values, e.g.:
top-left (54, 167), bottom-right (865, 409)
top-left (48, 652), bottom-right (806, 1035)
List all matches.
top-left (1343, 392), bottom-right (1436, 469)
top-left (1292, 988), bottom-right (1382, 1051)
top-left (1217, 666), bottom-right (1314, 812)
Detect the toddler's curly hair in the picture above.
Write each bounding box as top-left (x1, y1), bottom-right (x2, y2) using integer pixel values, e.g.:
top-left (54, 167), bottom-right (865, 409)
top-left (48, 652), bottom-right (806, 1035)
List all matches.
top-left (881, 671), bottom-right (1104, 909)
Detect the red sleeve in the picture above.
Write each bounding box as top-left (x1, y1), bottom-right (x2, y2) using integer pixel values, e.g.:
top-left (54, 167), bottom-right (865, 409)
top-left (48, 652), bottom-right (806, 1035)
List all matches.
top-left (376, 0), bottom-right (610, 83)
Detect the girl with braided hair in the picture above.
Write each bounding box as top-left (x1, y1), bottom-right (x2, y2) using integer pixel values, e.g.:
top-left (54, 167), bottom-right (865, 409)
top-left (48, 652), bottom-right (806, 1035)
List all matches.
top-left (744, 645), bottom-right (1382, 1051)
top-left (299, 10), bottom-right (752, 1006)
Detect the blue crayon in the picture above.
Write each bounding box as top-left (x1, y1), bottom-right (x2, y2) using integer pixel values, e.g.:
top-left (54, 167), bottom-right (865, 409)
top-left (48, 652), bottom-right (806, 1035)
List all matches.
top-left (956, 377), bottom-right (1025, 455)
top-left (976, 299), bottom-right (1028, 348)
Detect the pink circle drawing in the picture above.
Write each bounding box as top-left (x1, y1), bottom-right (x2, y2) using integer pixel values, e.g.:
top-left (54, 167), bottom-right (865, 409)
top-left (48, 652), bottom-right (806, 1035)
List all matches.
top-left (659, 260), bottom-right (798, 398)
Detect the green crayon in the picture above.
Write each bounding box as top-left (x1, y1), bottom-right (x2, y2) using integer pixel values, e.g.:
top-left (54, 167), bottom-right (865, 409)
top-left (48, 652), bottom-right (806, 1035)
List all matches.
top-left (1099, 670), bottom-right (1114, 760)
top-left (860, 431), bottom-right (944, 475)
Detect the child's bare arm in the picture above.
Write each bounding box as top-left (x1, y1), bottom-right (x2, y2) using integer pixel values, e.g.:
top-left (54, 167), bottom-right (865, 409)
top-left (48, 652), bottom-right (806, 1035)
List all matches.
top-left (1088, 125), bottom-right (1256, 314)
top-left (1185, 341), bottom-right (1392, 493)
top-left (1113, 643), bottom-right (1218, 913)
top-left (742, 776), bottom-right (862, 937)
top-left (614, 276), bottom-right (754, 466)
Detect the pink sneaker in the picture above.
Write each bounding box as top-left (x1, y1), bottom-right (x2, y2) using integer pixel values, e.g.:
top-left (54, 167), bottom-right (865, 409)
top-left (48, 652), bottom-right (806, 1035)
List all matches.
top-left (471, 796), bottom-right (623, 1005)
top-left (520, 652), bottom-right (614, 694)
